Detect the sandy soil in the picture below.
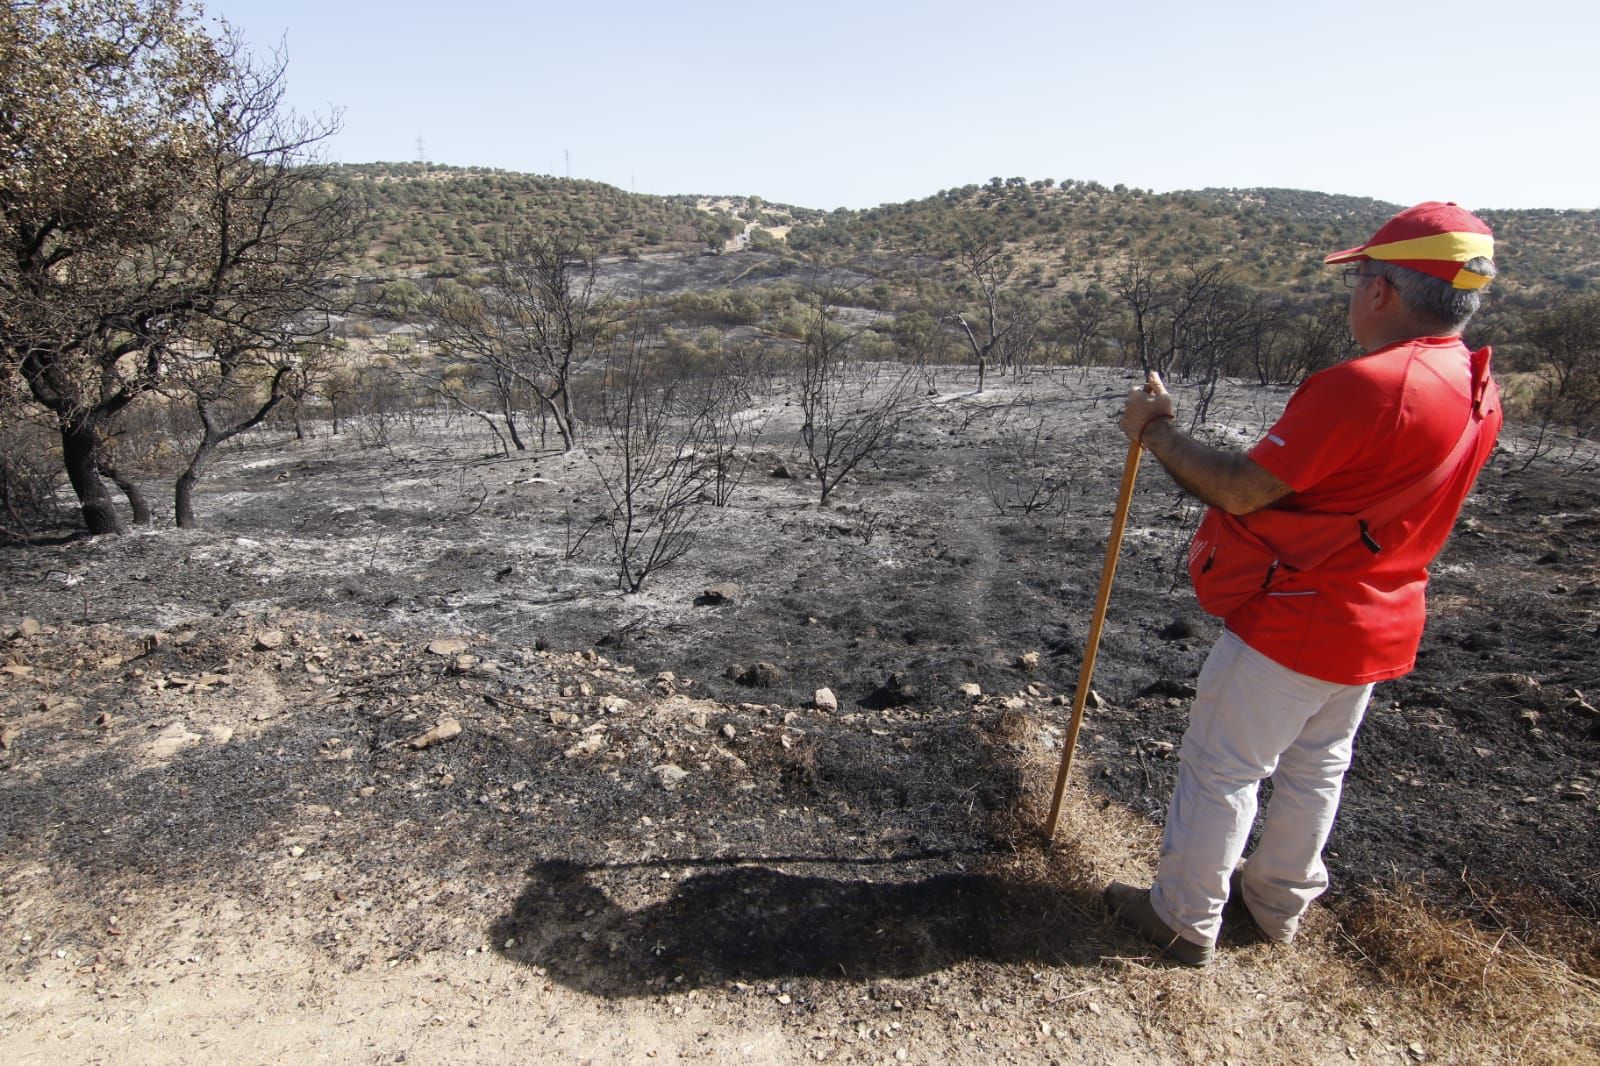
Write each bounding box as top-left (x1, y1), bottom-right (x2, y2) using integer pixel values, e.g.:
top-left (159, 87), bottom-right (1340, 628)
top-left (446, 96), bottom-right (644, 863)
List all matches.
top-left (2, 366), bottom-right (1597, 1063)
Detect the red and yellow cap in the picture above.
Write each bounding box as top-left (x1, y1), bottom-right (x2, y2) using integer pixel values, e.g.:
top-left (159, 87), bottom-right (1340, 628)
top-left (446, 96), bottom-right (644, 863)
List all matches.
top-left (1324, 201), bottom-right (1495, 290)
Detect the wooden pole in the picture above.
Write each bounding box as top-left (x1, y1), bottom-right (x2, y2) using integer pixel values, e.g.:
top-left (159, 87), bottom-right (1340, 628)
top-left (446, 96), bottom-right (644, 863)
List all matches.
top-left (1044, 437), bottom-right (1143, 842)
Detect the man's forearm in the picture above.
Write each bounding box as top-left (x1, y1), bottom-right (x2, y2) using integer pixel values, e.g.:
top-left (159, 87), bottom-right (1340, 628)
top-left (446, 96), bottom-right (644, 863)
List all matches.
top-left (1139, 419), bottom-right (1292, 515)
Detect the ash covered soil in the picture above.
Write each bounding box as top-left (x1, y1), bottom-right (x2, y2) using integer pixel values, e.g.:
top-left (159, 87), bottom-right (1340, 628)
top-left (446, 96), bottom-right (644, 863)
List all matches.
top-left (1, 366), bottom-right (1597, 1063)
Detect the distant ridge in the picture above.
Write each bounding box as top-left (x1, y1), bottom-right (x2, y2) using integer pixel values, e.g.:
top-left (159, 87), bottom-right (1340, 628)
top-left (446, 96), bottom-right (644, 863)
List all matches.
top-left (328, 164), bottom-right (1600, 297)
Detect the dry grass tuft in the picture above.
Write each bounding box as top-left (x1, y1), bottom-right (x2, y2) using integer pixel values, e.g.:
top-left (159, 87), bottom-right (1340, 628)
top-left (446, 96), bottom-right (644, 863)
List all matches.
top-left (1340, 880), bottom-right (1600, 1061)
top-left (998, 718), bottom-right (1600, 1063)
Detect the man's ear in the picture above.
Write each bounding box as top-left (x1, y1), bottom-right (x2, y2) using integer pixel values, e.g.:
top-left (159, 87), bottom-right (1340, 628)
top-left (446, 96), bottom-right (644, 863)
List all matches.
top-left (1369, 272), bottom-right (1398, 310)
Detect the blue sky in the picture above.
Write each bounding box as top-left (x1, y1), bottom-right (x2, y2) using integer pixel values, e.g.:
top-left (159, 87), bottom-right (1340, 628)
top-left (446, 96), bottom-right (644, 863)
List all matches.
top-left (204, 0), bottom-right (1596, 211)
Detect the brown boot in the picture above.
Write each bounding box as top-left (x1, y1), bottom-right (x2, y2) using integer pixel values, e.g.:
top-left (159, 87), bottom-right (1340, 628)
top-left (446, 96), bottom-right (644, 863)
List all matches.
top-left (1103, 881), bottom-right (1214, 968)
top-left (1226, 867), bottom-right (1294, 945)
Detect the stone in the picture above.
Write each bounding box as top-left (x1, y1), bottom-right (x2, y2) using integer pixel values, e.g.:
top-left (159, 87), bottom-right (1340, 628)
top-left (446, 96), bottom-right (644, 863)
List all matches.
top-left (17, 617), bottom-right (41, 638)
top-left (864, 672), bottom-right (916, 709)
top-left (1487, 673), bottom-right (1542, 695)
top-left (653, 763), bottom-right (689, 789)
top-left (426, 637), bottom-right (470, 657)
top-left (729, 662), bottom-right (784, 688)
top-left (564, 734), bottom-right (607, 758)
top-left (254, 630), bottom-right (285, 651)
top-left (1158, 617), bottom-right (1203, 641)
top-left (958, 683), bottom-right (982, 702)
top-left (1016, 651), bottom-right (1041, 672)
top-left (712, 746), bottom-right (747, 770)
top-left (813, 687), bottom-right (838, 712)
top-left (149, 722), bottom-right (203, 760)
top-left (409, 717), bottom-right (462, 749)
top-left (1139, 678), bottom-right (1197, 700)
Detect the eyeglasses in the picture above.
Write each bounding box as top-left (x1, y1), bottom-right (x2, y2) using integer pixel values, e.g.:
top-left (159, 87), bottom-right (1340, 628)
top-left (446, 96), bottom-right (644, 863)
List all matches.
top-left (1342, 268), bottom-right (1380, 288)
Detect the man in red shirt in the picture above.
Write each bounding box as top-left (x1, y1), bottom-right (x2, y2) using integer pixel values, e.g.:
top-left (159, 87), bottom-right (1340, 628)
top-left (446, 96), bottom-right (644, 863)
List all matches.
top-left (1105, 202), bottom-right (1503, 967)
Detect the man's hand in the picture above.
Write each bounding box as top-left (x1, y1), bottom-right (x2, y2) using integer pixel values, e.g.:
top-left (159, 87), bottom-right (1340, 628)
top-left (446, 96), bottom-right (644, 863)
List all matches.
top-left (1120, 370), bottom-right (1176, 444)
top-left (1118, 370), bottom-right (1294, 514)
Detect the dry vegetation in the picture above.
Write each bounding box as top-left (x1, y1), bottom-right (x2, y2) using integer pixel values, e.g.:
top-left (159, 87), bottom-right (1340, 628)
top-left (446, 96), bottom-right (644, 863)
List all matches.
top-left (1340, 882), bottom-right (1600, 1057)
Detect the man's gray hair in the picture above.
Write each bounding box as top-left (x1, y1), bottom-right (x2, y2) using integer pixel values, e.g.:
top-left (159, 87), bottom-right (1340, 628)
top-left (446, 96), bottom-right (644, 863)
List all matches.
top-left (1367, 257), bottom-right (1495, 333)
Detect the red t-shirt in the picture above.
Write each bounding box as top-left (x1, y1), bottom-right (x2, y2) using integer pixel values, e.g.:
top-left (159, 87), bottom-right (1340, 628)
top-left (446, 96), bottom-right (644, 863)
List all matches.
top-left (1225, 336), bottom-right (1502, 684)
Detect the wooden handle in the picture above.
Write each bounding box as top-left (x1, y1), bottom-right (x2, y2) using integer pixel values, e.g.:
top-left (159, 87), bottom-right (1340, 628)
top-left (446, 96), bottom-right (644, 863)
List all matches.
top-left (1044, 437), bottom-right (1143, 842)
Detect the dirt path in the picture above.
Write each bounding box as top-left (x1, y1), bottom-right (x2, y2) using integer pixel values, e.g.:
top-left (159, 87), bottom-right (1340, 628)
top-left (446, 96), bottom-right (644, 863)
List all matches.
top-left (0, 607), bottom-right (1590, 1064)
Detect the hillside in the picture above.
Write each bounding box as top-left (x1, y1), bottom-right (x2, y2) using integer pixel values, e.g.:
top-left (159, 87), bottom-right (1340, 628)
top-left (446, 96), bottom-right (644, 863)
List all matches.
top-left (784, 180), bottom-right (1600, 299)
top-left (331, 165), bottom-right (1600, 305)
top-left (329, 163), bottom-right (759, 272)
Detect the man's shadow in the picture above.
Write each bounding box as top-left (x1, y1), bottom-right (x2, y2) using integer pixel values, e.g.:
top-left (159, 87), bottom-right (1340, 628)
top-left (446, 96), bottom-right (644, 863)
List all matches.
top-left (492, 853), bottom-right (1104, 997)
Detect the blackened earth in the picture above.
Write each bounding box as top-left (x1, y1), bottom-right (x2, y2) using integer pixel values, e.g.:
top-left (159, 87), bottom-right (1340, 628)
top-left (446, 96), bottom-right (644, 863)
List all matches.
top-left (2, 367), bottom-right (1596, 1003)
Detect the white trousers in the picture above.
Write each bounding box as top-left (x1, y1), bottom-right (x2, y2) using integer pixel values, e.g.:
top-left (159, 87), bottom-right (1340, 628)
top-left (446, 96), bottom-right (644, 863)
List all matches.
top-left (1149, 630), bottom-right (1373, 945)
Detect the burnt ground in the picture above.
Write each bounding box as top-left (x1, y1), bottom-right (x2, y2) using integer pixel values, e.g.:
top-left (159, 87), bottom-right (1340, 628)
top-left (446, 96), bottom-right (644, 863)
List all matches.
top-left (1, 366), bottom-right (1597, 1062)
